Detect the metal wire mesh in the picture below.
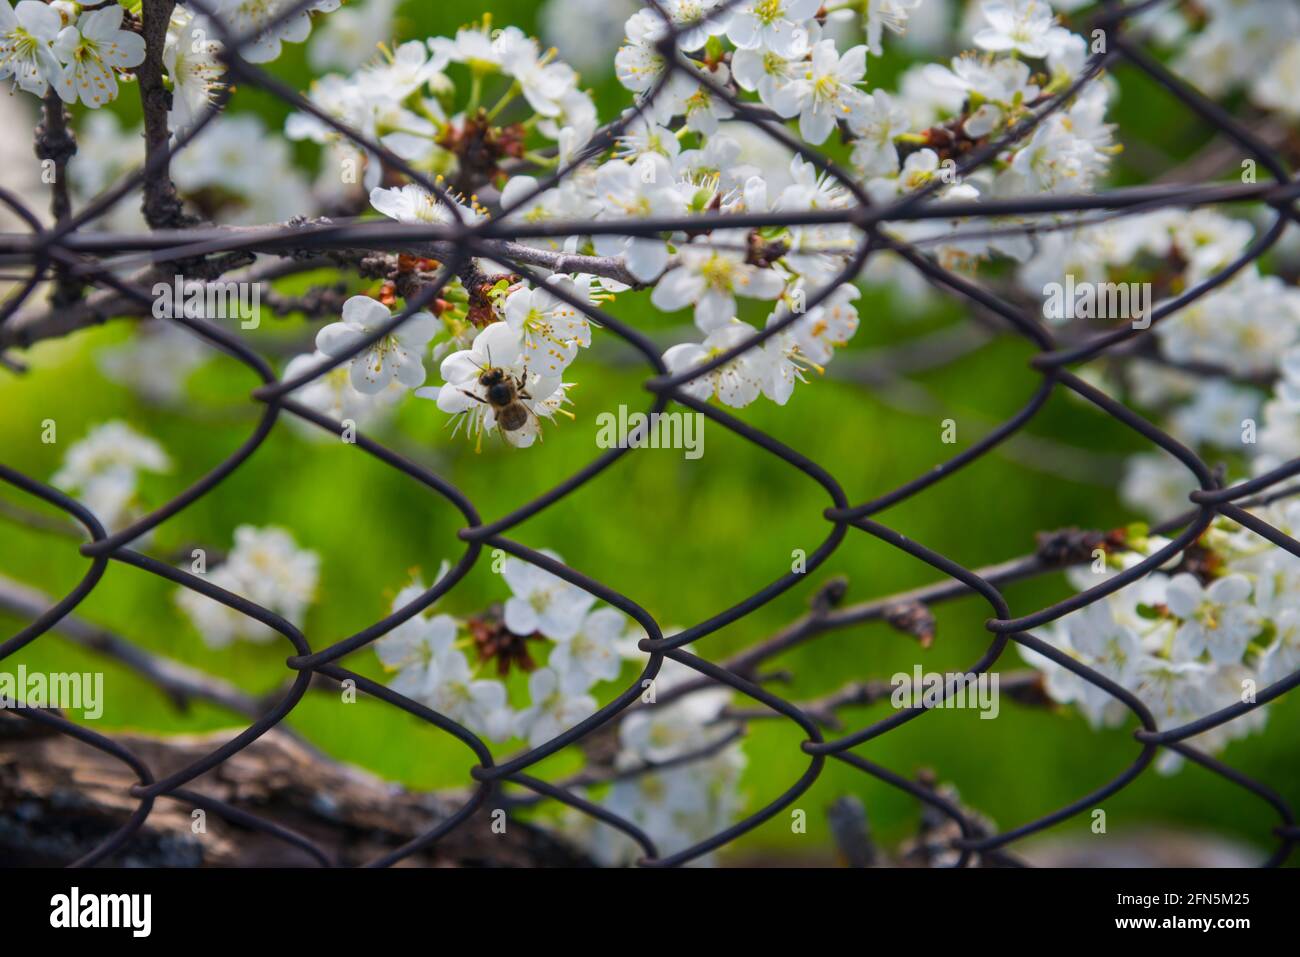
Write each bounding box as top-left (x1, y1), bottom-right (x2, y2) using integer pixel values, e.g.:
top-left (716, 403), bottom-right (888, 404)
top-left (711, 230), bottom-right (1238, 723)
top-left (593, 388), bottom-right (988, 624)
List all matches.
top-left (2, 0), bottom-right (1300, 868)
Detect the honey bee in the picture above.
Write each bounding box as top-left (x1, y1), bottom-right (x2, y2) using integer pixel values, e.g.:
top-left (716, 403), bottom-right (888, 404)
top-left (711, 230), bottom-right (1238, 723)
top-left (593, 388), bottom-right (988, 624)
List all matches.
top-left (461, 364), bottom-right (534, 433)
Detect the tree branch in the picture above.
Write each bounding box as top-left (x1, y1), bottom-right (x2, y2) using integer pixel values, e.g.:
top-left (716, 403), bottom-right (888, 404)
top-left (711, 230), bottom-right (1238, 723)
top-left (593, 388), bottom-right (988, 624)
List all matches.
top-left (138, 0), bottom-right (189, 229)
top-left (35, 94), bottom-right (74, 225)
top-left (0, 221), bottom-right (654, 351)
top-left (0, 573), bottom-right (267, 720)
top-left (0, 257), bottom-right (330, 351)
top-left (34, 91), bottom-right (80, 306)
top-left (0, 719), bottom-right (591, 866)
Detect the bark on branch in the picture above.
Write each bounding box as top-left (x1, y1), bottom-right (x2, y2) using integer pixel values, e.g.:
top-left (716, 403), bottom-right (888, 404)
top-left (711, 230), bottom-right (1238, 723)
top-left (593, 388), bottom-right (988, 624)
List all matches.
top-left (138, 0), bottom-right (189, 230)
top-left (0, 717), bottom-right (592, 866)
top-left (0, 223), bottom-right (653, 352)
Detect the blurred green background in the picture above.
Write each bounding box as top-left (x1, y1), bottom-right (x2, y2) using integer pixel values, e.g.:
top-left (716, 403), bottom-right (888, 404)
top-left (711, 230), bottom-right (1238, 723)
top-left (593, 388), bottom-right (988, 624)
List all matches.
top-left (2, 0), bottom-right (1297, 864)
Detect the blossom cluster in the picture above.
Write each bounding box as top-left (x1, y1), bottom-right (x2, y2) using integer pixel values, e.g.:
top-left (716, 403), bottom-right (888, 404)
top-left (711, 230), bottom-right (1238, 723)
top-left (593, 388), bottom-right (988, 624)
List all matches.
top-left (71, 110), bottom-right (314, 230)
top-left (372, 559), bottom-right (745, 861)
top-left (0, 0), bottom-right (343, 119)
top-left (854, 5), bottom-right (1293, 771)
top-left (64, 1), bottom-right (1118, 451)
top-left (283, 1), bottom-right (1119, 446)
top-left (52, 420), bottom-right (171, 534)
top-left (1015, 214), bottom-right (1300, 771)
top-left (166, 0), bottom-right (338, 129)
top-left (174, 524), bottom-right (321, 648)
top-left (568, 659), bottom-right (744, 867)
top-left (1161, 0), bottom-right (1300, 121)
top-left (1021, 511), bottom-right (1298, 773)
top-left (0, 1), bottom-right (143, 107)
top-left (373, 551), bottom-right (640, 746)
top-left (48, 425), bottom-right (321, 654)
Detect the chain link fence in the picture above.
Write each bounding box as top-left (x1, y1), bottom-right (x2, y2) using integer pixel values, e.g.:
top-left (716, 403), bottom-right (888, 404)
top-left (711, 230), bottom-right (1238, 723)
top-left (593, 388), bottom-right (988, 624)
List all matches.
top-left (2, 0), bottom-right (1299, 867)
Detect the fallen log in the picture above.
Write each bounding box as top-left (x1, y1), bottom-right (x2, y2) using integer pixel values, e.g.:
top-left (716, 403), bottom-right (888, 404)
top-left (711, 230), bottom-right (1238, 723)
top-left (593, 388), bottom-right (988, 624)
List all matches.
top-left (0, 713), bottom-right (590, 867)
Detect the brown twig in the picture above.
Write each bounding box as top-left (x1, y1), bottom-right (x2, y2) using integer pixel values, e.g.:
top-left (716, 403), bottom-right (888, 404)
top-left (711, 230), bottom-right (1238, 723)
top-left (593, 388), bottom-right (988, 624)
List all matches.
top-left (34, 91), bottom-right (80, 306)
top-left (138, 0), bottom-right (189, 230)
top-left (0, 573), bottom-right (264, 719)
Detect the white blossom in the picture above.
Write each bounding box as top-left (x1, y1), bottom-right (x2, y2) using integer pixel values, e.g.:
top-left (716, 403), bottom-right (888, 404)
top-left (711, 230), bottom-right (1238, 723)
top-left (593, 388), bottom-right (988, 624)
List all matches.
top-left (787, 283), bottom-right (861, 365)
top-left (847, 89), bottom-right (910, 177)
top-left (863, 0), bottom-right (925, 57)
top-left (308, 0), bottom-right (397, 71)
top-left (370, 182), bottom-right (481, 227)
top-left (619, 660), bottom-right (733, 763)
top-left (651, 229), bottom-right (786, 332)
top-left (419, 321), bottom-right (571, 448)
top-left (501, 551), bottom-right (596, 642)
top-left (501, 277), bottom-right (593, 378)
top-left (513, 666), bottom-right (598, 748)
top-left (549, 606), bottom-right (629, 693)
top-left (1252, 38), bottom-right (1300, 120)
top-left (731, 41), bottom-right (805, 118)
top-left (164, 9), bottom-right (224, 131)
top-left (663, 322), bottom-right (772, 408)
top-left (171, 114), bottom-right (315, 224)
top-left (175, 526), bottom-right (320, 648)
top-left (592, 153), bottom-right (682, 283)
top-left (375, 607), bottom-right (460, 701)
top-left (1169, 380), bottom-right (1260, 450)
top-left (52, 421), bottom-right (171, 533)
top-left (423, 645), bottom-right (514, 740)
top-left (498, 174), bottom-right (599, 254)
top-left (59, 5), bottom-right (145, 107)
top-left (726, 0), bottom-right (819, 58)
top-left (657, 0), bottom-right (735, 52)
top-left (315, 296), bottom-right (437, 395)
top-left (972, 0), bottom-right (1056, 59)
top-left (283, 349), bottom-right (401, 435)
top-left (785, 39), bottom-right (868, 144)
top-left (1166, 573), bottom-right (1258, 665)
top-left (0, 0), bottom-right (73, 101)
top-left (1120, 452), bottom-right (1197, 522)
top-left (207, 0), bottom-right (340, 64)
top-left (494, 26), bottom-right (578, 118)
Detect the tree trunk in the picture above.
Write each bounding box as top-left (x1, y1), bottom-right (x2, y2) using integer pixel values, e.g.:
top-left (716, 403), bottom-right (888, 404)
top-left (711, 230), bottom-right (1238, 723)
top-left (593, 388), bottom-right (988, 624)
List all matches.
top-left (0, 714), bottom-right (590, 867)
